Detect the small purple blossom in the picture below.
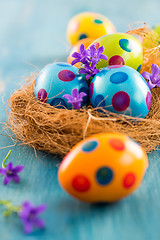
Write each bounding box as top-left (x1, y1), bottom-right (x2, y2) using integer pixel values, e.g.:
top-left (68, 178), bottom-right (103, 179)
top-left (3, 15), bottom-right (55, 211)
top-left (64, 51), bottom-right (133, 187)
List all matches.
top-left (71, 43), bottom-right (108, 80)
top-left (71, 44), bottom-right (90, 65)
top-left (62, 88), bottom-right (87, 109)
top-left (142, 64), bottom-right (160, 89)
top-left (79, 63), bottom-right (99, 80)
top-left (88, 44), bottom-right (108, 65)
top-left (0, 162), bottom-right (24, 185)
top-left (19, 201), bottom-right (46, 234)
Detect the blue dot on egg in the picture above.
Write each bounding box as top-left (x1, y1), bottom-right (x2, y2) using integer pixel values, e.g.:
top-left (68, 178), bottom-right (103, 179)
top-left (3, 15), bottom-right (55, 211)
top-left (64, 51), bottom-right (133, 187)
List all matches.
top-left (82, 140), bottom-right (98, 153)
top-left (137, 65), bottom-right (142, 72)
top-left (50, 98), bottom-right (67, 109)
top-left (119, 39), bottom-right (132, 52)
top-left (110, 72), bottom-right (128, 84)
top-left (96, 167), bottom-right (114, 185)
top-left (95, 95), bottom-right (105, 107)
top-left (79, 87), bottom-right (89, 104)
top-left (94, 19), bottom-right (103, 24)
top-left (79, 34), bottom-right (88, 40)
top-left (56, 63), bottom-right (70, 67)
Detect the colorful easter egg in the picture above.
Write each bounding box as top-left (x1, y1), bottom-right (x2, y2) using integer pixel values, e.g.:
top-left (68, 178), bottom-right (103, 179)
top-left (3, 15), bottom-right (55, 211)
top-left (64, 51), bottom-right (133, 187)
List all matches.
top-left (34, 62), bottom-right (89, 109)
top-left (58, 133), bottom-right (148, 203)
top-left (67, 12), bottom-right (116, 46)
top-left (67, 38), bottom-right (94, 68)
top-left (89, 65), bottom-right (151, 118)
top-left (90, 33), bottom-right (143, 71)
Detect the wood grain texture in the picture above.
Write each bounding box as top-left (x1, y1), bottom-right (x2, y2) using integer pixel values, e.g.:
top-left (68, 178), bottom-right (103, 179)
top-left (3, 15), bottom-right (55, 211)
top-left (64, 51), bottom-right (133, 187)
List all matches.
top-left (0, 0), bottom-right (160, 239)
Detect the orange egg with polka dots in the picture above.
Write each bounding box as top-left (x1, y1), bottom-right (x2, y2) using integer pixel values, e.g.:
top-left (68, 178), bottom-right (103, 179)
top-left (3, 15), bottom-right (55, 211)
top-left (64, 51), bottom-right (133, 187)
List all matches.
top-left (67, 12), bottom-right (116, 46)
top-left (58, 133), bottom-right (148, 203)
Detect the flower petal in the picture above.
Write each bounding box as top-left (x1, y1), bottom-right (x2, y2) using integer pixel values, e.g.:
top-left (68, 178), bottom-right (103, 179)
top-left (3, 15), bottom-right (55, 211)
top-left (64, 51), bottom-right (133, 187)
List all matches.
top-left (151, 64), bottom-right (159, 77)
top-left (141, 72), bottom-right (151, 80)
top-left (79, 44), bottom-right (85, 54)
top-left (0, 168), bottom-right (7, 175)
top-left (4, 176), bottom-right (11, 185)
top-left (89, 44), bottom-right (96, 57)
top-left (97, 46), bottom-right (104, 55)
top-left (79, 92), bottom-right (87, 99)
top-left (79, 68), bottom-right (88, 74)
top-left (71, 52), bottom-right (81, 59)
top-left (72, 88), bottom-right (79, 98)
top-left (99, 54), bottom-right (108, 61)
top-left (33, 219), bottom-right (45, 228)
top-left (148, 81), bottom-right (155, 89)
top-left (62, 94), bottom-right (73, 101)
top-left (6, 162), bottom-right (13, 170)
top-left (32, 205), bottom-right (47, 215)
top-left (24, 222), bottom-right (33, 234)
top-left (12, 175), bottom-right (20, 183)
top-left (71, 59), bottom-right (80, 66)
top-left (13, 165), bottom-right (24, 173)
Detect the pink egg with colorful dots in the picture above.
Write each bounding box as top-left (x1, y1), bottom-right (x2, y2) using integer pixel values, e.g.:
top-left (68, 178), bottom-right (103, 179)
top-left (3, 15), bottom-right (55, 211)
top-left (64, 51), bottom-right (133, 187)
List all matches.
top-left (34, 62), bottom-right (89, 109)
top-left (58, 133), bottom-right (148, 203)
top-left (89, 65), bottom-right (151, 119)
top-left (90, 33), bottom-right (143, 71)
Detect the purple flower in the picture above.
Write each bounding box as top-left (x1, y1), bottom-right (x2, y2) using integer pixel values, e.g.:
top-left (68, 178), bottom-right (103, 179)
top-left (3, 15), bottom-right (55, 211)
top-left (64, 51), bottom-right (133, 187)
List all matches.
top-left (71, 44), bottom-right (91, 65)
top-left (88, 44), bottom-right (108, 65)
top-left (79, 63), bottom-right (99, 80)
top-left (19, 201), bottom-right (46, 234)
top-left (62, 88), bottom-right (87, 109)
top-left (0, 162), bottom-right (24, 185)
top-left (142, 64), bottom-right (160, 89)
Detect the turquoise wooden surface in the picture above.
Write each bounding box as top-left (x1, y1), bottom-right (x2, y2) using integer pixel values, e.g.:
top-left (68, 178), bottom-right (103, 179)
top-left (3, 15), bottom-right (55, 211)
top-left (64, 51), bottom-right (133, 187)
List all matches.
top-left (0, 0), bottom-right (160, 239)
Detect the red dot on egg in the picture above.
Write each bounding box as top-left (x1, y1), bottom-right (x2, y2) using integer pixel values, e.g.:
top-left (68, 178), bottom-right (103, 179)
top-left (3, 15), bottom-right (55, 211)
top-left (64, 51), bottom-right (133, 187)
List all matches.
top-left (109, 55), bottom-right (125, 66)
top-left (123, 173), bottom-right (136, 188)
top-left (112, 91), bottom-right (130, 111)
top-left (89, 82), bottom-right (94, 98)
top-left (38, 89), bottom-right (47, 103)
top-left (146, 92), bottom-right (151, 110)
top-left (58, 70), bottom-right (75, 82)
top-left (72, 175), bottom-right (90, 192)
top-left (109, 138), bottom-right (125, 151)
top-left (94, 42), bottom-right (100, 49)
top-left (107, 65), bottom-right (123, 69)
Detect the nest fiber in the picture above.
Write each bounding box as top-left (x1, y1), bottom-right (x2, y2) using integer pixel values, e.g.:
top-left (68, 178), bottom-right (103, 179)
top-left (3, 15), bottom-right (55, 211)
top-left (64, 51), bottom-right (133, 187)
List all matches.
top-left (8, 27), bottom-right (160, 156)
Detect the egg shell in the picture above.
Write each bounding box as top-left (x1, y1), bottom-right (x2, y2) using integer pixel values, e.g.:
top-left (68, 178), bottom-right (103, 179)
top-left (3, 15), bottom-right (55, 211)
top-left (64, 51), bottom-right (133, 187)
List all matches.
top-left (34, 62), bottom-right (89, 109)
top-left (58, 133), bottom-right (148, 203)
top-left (90, 33), bottom-right (143, 71)
top-left (67, 12), bottom-right (116, 46)
top-left (67, 38), bottom-right (95, 68)
top-left (89, 65), bottom-right (151, 118)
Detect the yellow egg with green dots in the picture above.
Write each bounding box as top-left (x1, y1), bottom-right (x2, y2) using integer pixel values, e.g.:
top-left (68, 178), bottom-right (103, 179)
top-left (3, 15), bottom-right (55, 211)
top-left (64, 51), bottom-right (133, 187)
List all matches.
top-left (67, 12), bottom-right (116, 46)
top-left (90, 33), bottom-right (143, 72)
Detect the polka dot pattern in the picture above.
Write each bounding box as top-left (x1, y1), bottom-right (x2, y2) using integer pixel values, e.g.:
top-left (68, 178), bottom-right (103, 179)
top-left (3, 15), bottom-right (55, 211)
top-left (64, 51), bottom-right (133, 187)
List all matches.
top-left (112, 91), bottom-right (130, 111)
top-left (50, 98), bottom-right (67, 109)
top-left (57, 63), bottom-right (70, 67)
top-left (79, 87), bottom-right (89, 104)
top-left (123, 173), bottom-right (136, 188)
top-left (38, 89), bottom-right (47, 103)
top-left (110, 72), bottom-right (128, 84)
top-left (95, 95), bottom-right (105, 107)
top-left (96, 167), bottom-right (113, 185)
top-left (119, 39), bottom-right (132, 52)
top-left (89, 82), bottom-right (94, 98)
top-left (109, 55), bottom-right (125, 66)
top-left (109, 138), bottom-right (125, 151)
top-left (146, 92), bottom-right (151, 110)
top-left (137, 65), bottom-right (142, 72)
top-left (79, 34), bottom-right (88, 40)
top-left (72, 175), bottom-right (90, 192)
top-left (58, 70), bottom-right (75, 82)
top-left (94, 42), bottom-right (100, 49)
top-left (94, 19), bottom-right (103, 24)
top-left (82, 140), bottom-right (98, 153)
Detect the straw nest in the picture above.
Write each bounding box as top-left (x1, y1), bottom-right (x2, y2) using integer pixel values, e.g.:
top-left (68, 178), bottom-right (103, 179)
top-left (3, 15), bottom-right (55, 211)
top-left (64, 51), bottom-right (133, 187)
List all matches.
top-left (7, 25), bottom-right (160, 156)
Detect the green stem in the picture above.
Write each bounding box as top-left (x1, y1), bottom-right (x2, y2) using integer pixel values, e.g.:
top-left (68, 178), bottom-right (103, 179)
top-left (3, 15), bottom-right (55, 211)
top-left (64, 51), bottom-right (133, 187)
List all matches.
top-left (0, 200), bottom-right (21, 217)
top-left (2, 150), bottom-right (12, 168)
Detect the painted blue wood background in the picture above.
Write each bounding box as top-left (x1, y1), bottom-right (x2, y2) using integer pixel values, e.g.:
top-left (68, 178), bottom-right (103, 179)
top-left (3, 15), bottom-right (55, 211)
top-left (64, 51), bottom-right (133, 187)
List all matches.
top-left (0, 0), bottom-right (160, 239)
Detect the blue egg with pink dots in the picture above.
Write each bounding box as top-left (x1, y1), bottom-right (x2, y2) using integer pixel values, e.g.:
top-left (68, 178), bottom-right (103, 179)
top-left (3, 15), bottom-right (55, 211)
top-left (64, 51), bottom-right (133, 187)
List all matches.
top-left (89, 65), bottom-right (151, 119)
top-left (34, 62), bottom-right (89, 109)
